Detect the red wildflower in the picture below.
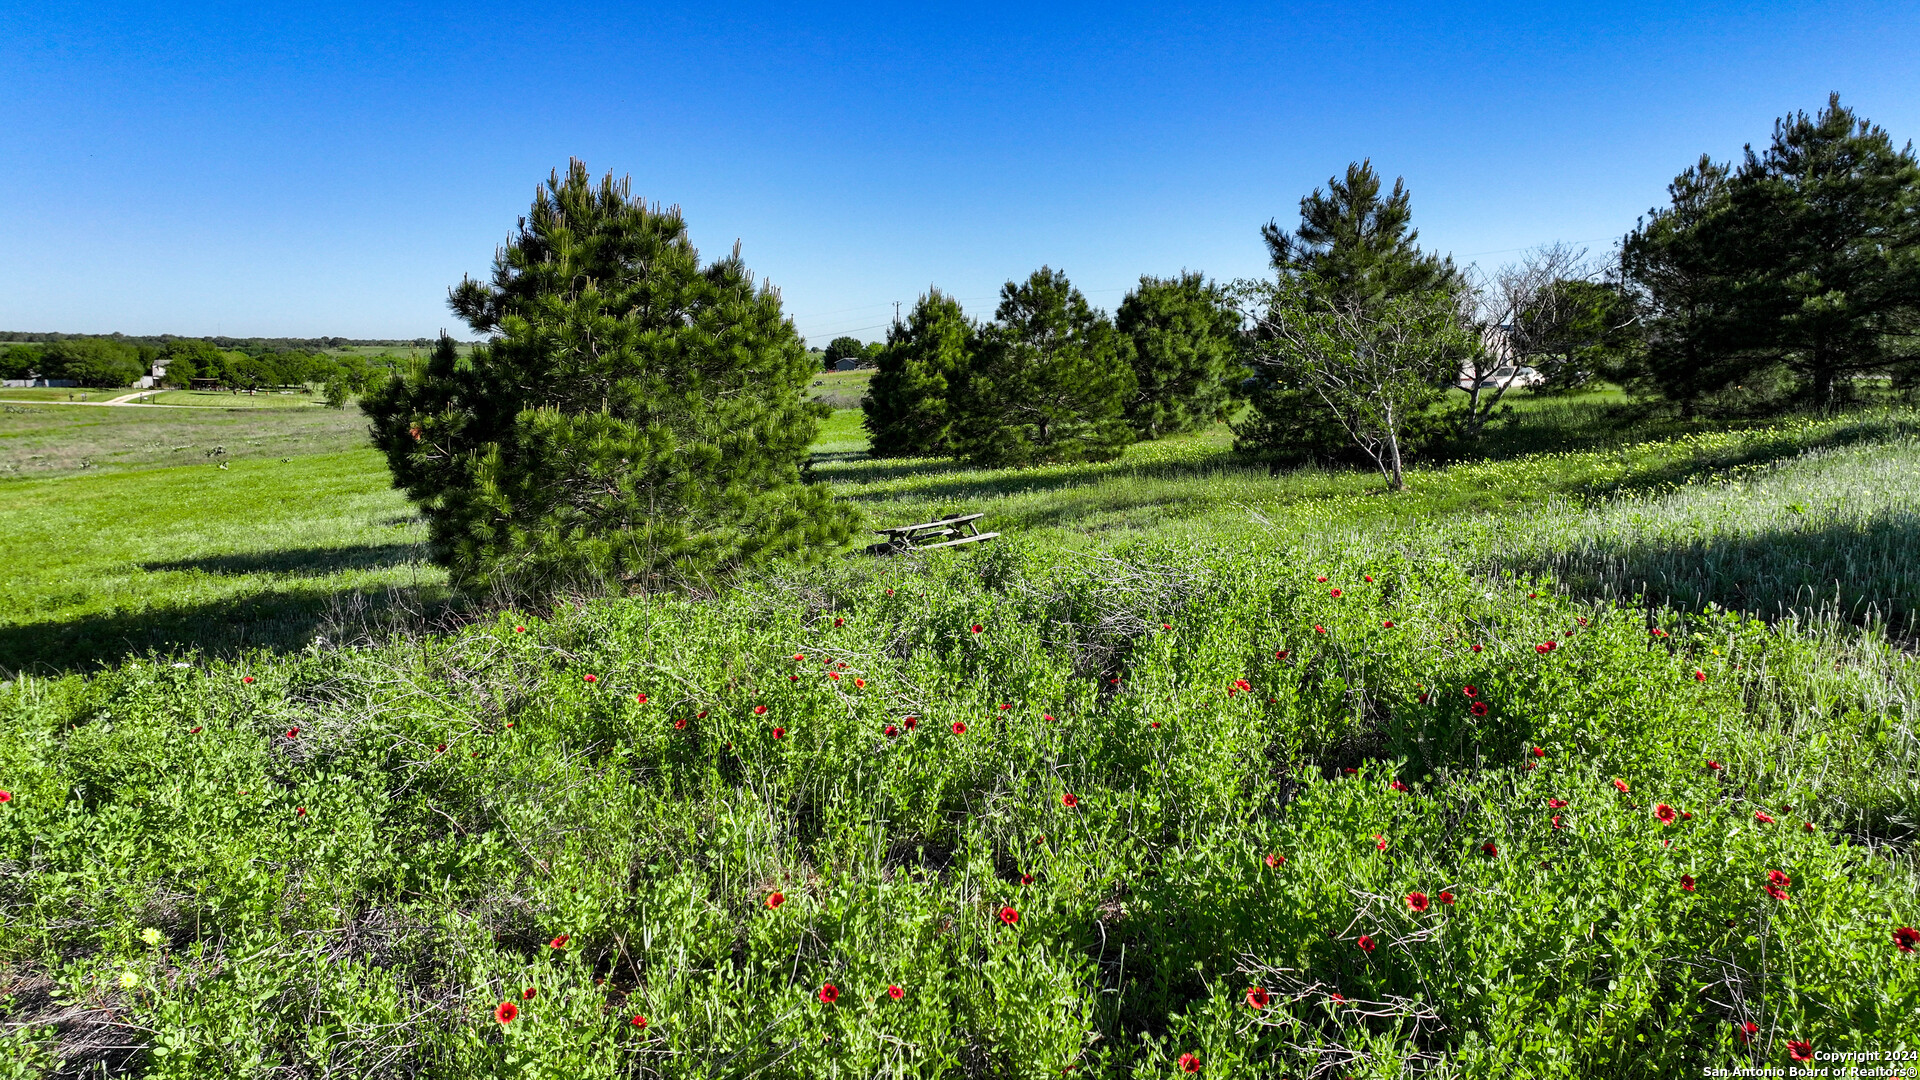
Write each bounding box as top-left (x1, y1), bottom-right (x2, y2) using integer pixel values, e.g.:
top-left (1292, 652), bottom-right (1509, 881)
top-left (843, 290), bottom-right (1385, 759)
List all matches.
top-left (242, 676), bottom-right (255, 684)
top-left (1754, 811), bottom-right (1775, 824)
top-left (828, 672), bottom-right (841, 681)
top-left (1042, 714), bottom-right (1053, 722)
top-left (1329, 588), bottom-right (1342, 598)
top-left (1020, 873), bottom-right (1033, 885)
top-left (1535, 641), bottom-right (1555, 654)
top-left (999, 703), bottom-right (1011, 710)
top-left (1471, 643), bottom-right (1483, 652)
top-left (635, 693), bottom-right (648, 704)
top-left (1612, 778), bottom-right (1630, 794)
top-left (1765, 884), bottom-right (1789, 901)
top-left (1894, 926), bottom-right (1919, 953)
top-left (1551, 815), bottom-right (1565, 829)
top-left (1329, 992), bottom-right (1346, 1002)
top-left (1652, 627), bottom-right (1667, 638)
top-left (1364, 575), bottom-right (1374, 582)
top-left (819, 983), bottom-right (839, 1004)
top-left (885, 588), bottom-right (894, 595)
top-left (754, 705), bottom-right (768, 716)
top-left (0, 792), bottom-right (11, 804)
top-left (887, 984), bottom-right (905, 1000)
top-left (1531, 746), bottom-right (1546, 758)
top-left (1547, 798), bottom-right (1567, 809)
top-left (1274, 649), bottom-right (1290, 659)
top-left (1693, 670), bottom-right (1706, 682)
top-left (1343, 767), bottom-right (1357, 776)
top-left (1177, 1054), bottom-right (1200, 1074)
top-left (522, 987), bottom-right (537, 999)
top-left (1163, 623), bottom-right (1171, 630)
top-left (904, 716), bottom-right (918, 729)
top-left (970, 624), bottom-right (983, 634)
top-left (1356, 934), bottom-right (1376, 953)
top-left (190, 727), bottom-right (203, 734)
top-left (514, 626), bottom-right (526, 633)
top-left (1681, 875), bottom-right (1696, 891)
top-left (767, 892), bottom-right (785, 909)
top-left (1314, 625), bottom-right (1326, 634)
top-left (1264, 853), bottom-right (1284, 868)
top-left (1406, 891), bottom-right (1430, 912)
top-left (771, 727), bottom-right (785, 739)
top-left (1374, 835), bottom-right (1388, 851)
top-left (998, 906), bottom-right (1019, 925)
top-left (631, 1015), bottom-right (648, 1028)
top-left (1655, 803), bottom-right (1676, 824)
top-left (1418, 693), bottom-right (1430, 703)
top-left (1708, 760), bottom-right (1723, 771)
top-left (1469, 701), bottom-right (1489, 717)
top-left (1788, 1040), bottom-right (1812, 1062)
top-left (550, 935), bottom-right (569, 948)
top-left (285, 728), bottom-right (299, 739)
top-left (1482, 841), bottom-right (1499, 857)
top-left (583, 674), bottom-right (597, 684)
top-left (697, 710), bottom-right (708, 719)
top-left (1061, 792), bottom-right (1078, 808)
top-left (1462, 685), bottom-right (1477, 698)
top-left (834, 617), bottom-right (844, 627)
top-left (1316, 576), bottom-right (1327, 582)
top-left (295, 807), bottom-right (307, 816)
top-left (1381, 620), bottom-right (1394, 628)
top-left (1390, 780), bottom-right (1408, 792)
top-left (1438, 891), bottom-right (1455, 905)
top-left (674, 719), bottom-right (687, 730)
top-left (853, 678), bottom-right (867, 689)
top-left (1245, 986), bottom-right (1270, 1009)
top-left (1736, 1020), bottom-right (1758, 1043)
top-left (1150, 721), bottom-right (1161, 728)
top-left (495, 1001), bottom-right (518, 1023)
top-left (884, 725), bottom-right (899, 737)
top-left (1767, 869), bottom-right (1791, 888)
top-left (794, 653), bottom-right (806, 661)
top-left (951, 721), bottom-right (966, 734)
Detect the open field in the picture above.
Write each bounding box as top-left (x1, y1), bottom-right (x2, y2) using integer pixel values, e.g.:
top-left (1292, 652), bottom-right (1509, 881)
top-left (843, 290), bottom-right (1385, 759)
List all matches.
top-left (139, 389), bottom-right (331, 409)
top-left (809, 366), bottom-right (875, 408)
top-left (0, 402), bottom-right (374, 480)
top-left (1, 399), bottom-right (1917, 1076)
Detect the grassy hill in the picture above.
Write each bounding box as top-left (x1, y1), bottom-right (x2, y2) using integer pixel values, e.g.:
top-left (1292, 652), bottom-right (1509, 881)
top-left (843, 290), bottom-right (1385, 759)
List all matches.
top-left (0, 396), bottom-right (1915, 1076)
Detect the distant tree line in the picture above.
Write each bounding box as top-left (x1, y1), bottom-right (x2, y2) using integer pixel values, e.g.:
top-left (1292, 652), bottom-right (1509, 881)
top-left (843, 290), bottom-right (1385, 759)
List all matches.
top-left (1, 336), bottom-right (407, 396)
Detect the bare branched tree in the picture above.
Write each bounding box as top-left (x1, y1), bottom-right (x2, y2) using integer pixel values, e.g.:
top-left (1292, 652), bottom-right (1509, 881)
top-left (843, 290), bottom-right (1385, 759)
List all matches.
top-left (1455, 243), bottom-right (1593, 434)
top-left (1239, 278), bottom-right (1475, 490)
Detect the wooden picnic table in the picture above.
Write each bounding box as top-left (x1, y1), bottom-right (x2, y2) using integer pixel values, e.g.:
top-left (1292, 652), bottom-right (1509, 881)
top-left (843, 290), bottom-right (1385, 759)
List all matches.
top-left (866, 512), bottom-right (999, 555)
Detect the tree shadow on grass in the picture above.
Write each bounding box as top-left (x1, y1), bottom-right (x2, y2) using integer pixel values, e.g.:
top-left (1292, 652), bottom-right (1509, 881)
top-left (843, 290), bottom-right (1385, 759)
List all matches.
top-left (0, 583), bottom-right (467, 676)
top-left (141, 543), bottom-right (425, 577)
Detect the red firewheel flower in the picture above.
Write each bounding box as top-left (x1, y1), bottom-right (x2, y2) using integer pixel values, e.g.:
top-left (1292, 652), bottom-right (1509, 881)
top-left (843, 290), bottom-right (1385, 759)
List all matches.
top-left (753, 705), bottom-right (768, 716)
top-left (1061, 792), bottom-right (1079, 808)
top-left (970, 624), bottom-right (983, 634)
top-left (495, 1001), bottom-right (518, 1023)
top-left (903, 716), bottom-right (917, 729)
top-left (1547, 798), bottom-right (1567, 809)
top-left (1462, 685), bottom-right (1478, 698)
top-left (673, 719), bottom-right (688, 730)
top-left (1765, 884), bottom-right (1790, 901)
top-left (1356, 934), bottom-right (1376, 953)
top-left (522, 987), bottom-right (537, 999)
top-left (0, 791), bottom-right (10, 804)
top-left (771, 727), bottom-right (785, 739)
top-left (514, 625), bottom-right (526, 633)
top-left (1274, 649), bottom-right (1290, 659)
top-left (1530, 746), bottom-right (1546, 758)
top-left (583, 674), bottom-right (597, 684)
top-left (1551, 815), bottom-right (1565, 830)
top-left (1178, 1053), bottom-right (1201, 1073)
top-left (1264, 853), bottom-right (1285, 868)
top-left (549, 935), bottom-right (569, 949)
top-left (1612, 778), bottom-right (1630, 794)
top-left (1767, 869), bottom-right (1791, 889)
top-left (1020, 873), bottom-right (1033, 885)
top-left (242, 676), bottom-right (255, 684)
top-left (819, 983), bottom-right (839, 1004)
top-left (630, 1015), bottom-right (648, 1028)
top-left (1788, 1041), bottom-right (1813, 1063)
top-left (1655, 803), bottom-right (1677, 824)
top-left (1754, 810), bottom-right (1775, 824)
top-left (1535, 641), bottom-right (1554, 654)
top-left (834, 617), bottom-right (844, 627)
top-left (1374, 834), bottom-right (1387, 851)
top-left (998, 906), bottom-right (1020, 925)
top-left (887, 984), bottom-right (905, 1000)
top-left (1316, 576), bottom-right (1328, 583)
top-left (884, 725), bottom-right (899, 738)
top-left (1694, 670), bottom-right (1707, 682)
top-left (1707, 759), bottom-right (1723, 771)
top-left (1470, 643), bottom-right (1483, 652)
top-left (1469, 702), bottom-right (1489, 717)
top-left (1406, 892), bottom-right (1430, 912)
top-left (1680, 875), bottom-right (1696, 892)
top-left (1482, 841), bottom-right (1499, 857)
top-left (634, 693), bottom-right (648, 704)
top-left (1245, 986), bottom-right (1271, 1009)
top-left (1329, 588), bottom-right (1343, 598)
top-left (285, 728), bottom-right (299, 739)
top-left (1736, 1020), bottom-right (1758, 1044)
top-left (1390, 780), bottom-right (1409, 792)
top-left (1438, 891), bottom-right (1456, 905)
top-left (1894, 926), bottom-right (1920, 953)
top-left (951, 721), bottom-right (966, 734)
top-left (766, 891), bottom-right (785, 909)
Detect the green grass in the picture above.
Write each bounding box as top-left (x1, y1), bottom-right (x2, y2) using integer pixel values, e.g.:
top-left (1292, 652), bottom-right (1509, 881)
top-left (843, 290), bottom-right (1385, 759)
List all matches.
top-left (0, 388), bottom-right (142, 403)
top-left (0, 402), bottom-right (375, 480)
top-left (140, 389), bottom-right (331, 409)
top-left (2, 401), bottom-right (1917, 1075)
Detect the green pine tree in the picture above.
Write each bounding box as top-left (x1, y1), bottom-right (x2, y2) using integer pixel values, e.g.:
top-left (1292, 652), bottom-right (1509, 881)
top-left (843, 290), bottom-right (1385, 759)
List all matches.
top-left (362, 161), bottom-right (859, 596)
top-left (949, 268), bottom-right (1136, 466)
top-left (1116, 272), bottom-right (1244, 440)
top-left (862, 288), bottom-right (974, 457)
top-left (1237, 161), bottom-right (1461, 462)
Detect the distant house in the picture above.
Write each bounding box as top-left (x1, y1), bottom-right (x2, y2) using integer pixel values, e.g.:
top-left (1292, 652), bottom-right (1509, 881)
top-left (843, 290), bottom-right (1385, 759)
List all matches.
top-left (834, 358), bottom-right (861, 372)
top-left (134, 363), bottom-right (168, 390)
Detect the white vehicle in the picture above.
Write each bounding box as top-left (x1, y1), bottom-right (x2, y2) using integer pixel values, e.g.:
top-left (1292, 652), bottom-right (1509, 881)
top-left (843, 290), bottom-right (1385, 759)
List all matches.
top-left (1459, 365), bottom-right (1544, 391)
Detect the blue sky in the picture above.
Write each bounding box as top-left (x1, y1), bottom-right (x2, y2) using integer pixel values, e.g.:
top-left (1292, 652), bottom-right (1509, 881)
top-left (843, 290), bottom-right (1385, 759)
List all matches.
top-left (2, 1), bottom-right (1916, 345)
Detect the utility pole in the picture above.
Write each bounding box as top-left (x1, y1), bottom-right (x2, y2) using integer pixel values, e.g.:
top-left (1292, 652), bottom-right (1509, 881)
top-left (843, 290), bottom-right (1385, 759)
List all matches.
top-left (893, 300), bottom-right (901, 323)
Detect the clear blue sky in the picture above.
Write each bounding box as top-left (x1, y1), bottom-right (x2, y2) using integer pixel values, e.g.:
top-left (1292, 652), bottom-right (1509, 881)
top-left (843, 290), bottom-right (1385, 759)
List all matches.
top-left (3, 2), bottom-right (1916, 345)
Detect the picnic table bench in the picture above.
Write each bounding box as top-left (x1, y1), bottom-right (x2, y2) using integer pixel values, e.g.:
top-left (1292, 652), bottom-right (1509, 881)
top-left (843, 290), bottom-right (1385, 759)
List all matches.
top-left (865, 512), bottom-right (999, 556)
